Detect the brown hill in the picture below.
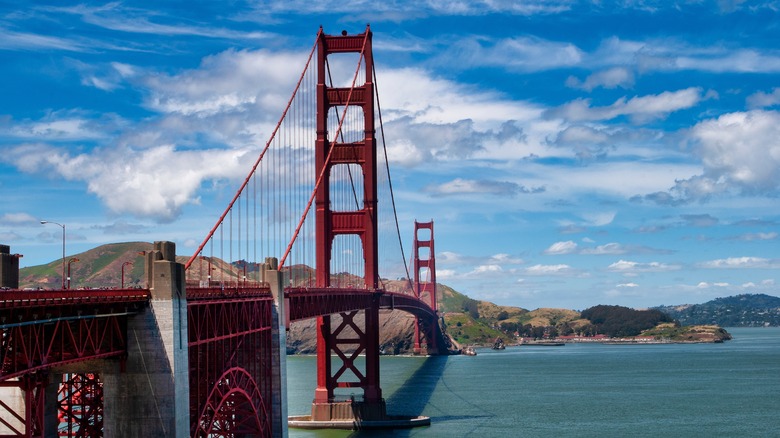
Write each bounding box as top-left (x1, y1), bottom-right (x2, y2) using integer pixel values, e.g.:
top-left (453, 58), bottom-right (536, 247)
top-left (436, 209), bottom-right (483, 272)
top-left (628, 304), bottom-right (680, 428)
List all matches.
top-left (20, 242), bottom-right (153, 289)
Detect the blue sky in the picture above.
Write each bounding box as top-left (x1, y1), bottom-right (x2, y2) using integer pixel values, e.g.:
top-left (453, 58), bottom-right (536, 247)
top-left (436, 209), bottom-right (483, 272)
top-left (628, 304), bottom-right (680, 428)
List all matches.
top-left (1, 1), bottom-right (779, 310)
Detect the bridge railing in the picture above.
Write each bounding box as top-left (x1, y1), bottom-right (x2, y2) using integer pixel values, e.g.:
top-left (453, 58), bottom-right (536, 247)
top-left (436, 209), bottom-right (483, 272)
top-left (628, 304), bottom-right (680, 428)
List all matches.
top-left (185, 284), bottom-right (271, 299)
top-left (0, 289), bottom-right (150, 309)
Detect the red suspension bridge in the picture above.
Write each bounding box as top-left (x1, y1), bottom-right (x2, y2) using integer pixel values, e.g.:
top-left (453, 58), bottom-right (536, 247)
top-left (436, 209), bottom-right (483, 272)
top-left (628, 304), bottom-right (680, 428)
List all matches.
top-left (0, 26), bottom-right (447, 437)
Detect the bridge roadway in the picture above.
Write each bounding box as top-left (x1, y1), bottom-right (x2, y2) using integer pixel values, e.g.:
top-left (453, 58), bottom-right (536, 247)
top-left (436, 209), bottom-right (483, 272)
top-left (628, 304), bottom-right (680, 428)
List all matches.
top-left (0, 281), bottom-right (438, 437)
top-left (0, 286), bottom-right (435, 379)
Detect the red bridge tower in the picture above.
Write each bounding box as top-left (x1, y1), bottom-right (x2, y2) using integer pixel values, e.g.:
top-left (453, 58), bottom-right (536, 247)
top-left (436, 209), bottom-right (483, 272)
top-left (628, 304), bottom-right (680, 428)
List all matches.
top-left (311, 26), bottom-right (384, 422)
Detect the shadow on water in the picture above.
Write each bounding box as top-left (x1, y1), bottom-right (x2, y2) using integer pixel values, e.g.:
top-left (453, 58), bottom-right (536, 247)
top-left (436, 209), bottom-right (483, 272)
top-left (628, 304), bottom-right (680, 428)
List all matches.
top-left (346, 355), bottom-right (493, 437)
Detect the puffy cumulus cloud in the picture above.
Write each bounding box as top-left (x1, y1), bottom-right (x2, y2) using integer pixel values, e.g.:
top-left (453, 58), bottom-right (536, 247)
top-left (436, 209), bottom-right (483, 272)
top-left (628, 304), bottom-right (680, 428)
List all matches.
top-left (546, 88), bottom-right (705, 124)
top-left (142, 49), bottom-right (308, 117)
top-left (372, 69), bottom-right (557, 162)
top-left (699, 256), bottom-right (779, 269)
top-left (647, 110), bottom-right (780, 204)
top-left (747, 88), bottom-right (780, 109)
top-left (566, 67), bottom-right (635, 91)
top-left (694, 111), bottom-right (780, 192)
top-left (4, 143), bottom-right (252, 222)
top-left (384, 139), bottom-right (430, 167)
top-left (543, 240), bottom-right (577, 255)
top-left (424, 178), bottom-right (543, 197)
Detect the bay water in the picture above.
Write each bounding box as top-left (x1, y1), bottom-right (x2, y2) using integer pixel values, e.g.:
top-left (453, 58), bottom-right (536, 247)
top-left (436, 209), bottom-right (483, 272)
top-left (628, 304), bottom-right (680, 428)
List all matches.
top-left (286, 327), bottom-right (780, 437)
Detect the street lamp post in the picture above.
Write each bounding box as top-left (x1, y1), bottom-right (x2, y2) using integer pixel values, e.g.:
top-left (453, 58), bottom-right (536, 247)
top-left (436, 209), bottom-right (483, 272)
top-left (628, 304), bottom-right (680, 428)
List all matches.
top-left (40, 220), bottom-right (65, 289)
top-left (121, 261), bottom-right (133, 289)
top-left (67, 258), bottom-right (79, 289)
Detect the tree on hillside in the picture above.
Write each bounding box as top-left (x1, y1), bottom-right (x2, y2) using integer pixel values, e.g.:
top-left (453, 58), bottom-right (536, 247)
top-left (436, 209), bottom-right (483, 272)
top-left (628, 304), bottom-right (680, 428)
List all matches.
top-left (462, 298), bottom-right (480, 319)
top-left (580, 305), bottom-right (674, 337)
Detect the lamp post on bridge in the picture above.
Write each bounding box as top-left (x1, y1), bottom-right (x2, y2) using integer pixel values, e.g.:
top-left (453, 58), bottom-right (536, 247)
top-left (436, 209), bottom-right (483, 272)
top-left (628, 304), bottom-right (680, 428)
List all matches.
top-left (200, 255), bottom-right (214, 286)
top-left (40, 220), bottom-right (65, 290)
top-left (121, 261), bottom-right (133, 289)
top-left (67, 258), bottom-right (79, 289)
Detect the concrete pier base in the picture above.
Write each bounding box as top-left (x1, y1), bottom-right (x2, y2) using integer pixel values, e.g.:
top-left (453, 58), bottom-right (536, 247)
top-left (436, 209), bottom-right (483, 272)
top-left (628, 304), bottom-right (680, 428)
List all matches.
top-left (103, 241), bottom-right (189, 438)
top-left (291, 399), bottom-right (430, 431)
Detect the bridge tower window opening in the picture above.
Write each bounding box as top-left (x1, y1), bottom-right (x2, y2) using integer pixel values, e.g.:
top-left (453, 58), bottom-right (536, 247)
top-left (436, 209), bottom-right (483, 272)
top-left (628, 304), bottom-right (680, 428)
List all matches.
top-left (330, 234), bottom-right (365, 289)
top-left (329, 163), bottom-right (364, 212)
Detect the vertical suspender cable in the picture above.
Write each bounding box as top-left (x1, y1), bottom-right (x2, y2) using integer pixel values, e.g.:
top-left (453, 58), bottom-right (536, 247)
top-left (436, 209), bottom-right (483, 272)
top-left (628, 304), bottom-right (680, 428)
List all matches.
top-left (183, 30), bottom-right (321, 271)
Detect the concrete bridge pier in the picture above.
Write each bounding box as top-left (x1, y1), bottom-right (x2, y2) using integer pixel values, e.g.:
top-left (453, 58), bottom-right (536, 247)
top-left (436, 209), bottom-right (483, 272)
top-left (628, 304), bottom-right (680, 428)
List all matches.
top-left (264, 257), bottom-right (289, 438)
top-left (102, 241), bottom-right (189, 438)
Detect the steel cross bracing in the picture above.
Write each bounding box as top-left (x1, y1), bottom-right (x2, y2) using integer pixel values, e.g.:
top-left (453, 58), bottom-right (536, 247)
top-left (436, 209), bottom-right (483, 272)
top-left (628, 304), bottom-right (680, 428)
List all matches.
top-left (0, 290), bottom-right (149, 380)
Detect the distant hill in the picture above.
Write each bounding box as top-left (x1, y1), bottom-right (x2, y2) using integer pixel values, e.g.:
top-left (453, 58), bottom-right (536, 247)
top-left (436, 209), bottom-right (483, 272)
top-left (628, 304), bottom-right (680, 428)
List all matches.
top-left (655, 294), bottom-right (780, 327)
top-left (19, 242), bottom-right (153, 289)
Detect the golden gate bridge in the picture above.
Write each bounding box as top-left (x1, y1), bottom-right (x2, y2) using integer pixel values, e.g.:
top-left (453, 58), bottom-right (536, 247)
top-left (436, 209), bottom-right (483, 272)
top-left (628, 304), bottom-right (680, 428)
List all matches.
top-left (0, 25), bottom-right (447, 437)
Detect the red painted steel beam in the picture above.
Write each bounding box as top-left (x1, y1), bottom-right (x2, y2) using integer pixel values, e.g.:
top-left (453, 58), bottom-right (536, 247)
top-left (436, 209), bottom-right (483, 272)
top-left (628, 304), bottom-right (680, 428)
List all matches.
top-left (0, 289), bottom-right (150, 309)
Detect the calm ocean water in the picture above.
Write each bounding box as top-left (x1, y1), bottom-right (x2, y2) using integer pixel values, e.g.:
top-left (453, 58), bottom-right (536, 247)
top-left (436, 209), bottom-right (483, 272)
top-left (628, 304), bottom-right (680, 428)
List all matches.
top-left (286, 327), bottom-right (780, 437)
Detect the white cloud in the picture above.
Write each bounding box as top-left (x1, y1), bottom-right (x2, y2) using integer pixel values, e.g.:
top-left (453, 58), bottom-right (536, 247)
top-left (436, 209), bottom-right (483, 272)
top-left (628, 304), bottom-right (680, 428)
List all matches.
top-left (616, 282), bottom-right (639, 288)
top-left (566, 67), bottom-right (635, 91)
top-left (582, 211), bottom-right (616, 227)
top-left (443, 35), bottom-right (583, 72)
top-left (548, 88), bottom-right (704, 123)
top-left (143, 49), bottom-right (306, 117)
top-left (0, 213), bottom-right (39, 225)
top-left (424, 178), bottom-right (537, 197)
top-left (699, 256), bottom-right (779, 269)
top-left (0, 27), bottom-right (91, 52)
top-left (647, 110), bottom-right (780, 204)
top-left (747, 88), bottom-right (780, 109)
top-left (607, 259), bottom-right (681, 273)
top-left (490, 253), bottom-right (524, 264)
top-left (581, 243), bottom-right (626, 255)
top-left (4, 143), bottom-right (252, 222)
top-left (523, 264), bottom-right (574, 275)
top-left (543, 240), bottom-right (577, 255)
top-left (735, 232), bottom-right (778, 241)
top-left (435, 269), bottom-right (458, 279)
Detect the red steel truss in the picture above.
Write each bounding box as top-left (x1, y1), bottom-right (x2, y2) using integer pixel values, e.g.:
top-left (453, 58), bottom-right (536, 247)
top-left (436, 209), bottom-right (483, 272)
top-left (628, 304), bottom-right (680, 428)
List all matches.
top-left (57, 373), bottom-right (103, 438)
top-left (0, 290), bottom-right (146, 438)
top-left (187, 289), bottom-right (274, 437)
top-left (0, 290), bottom-right (149, 380)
